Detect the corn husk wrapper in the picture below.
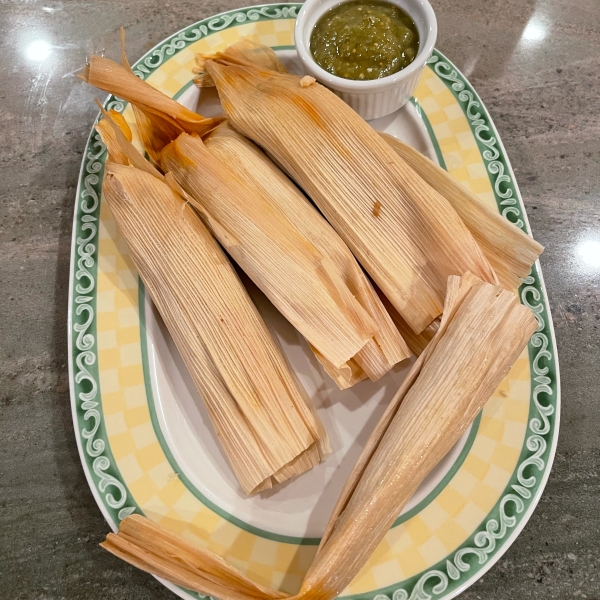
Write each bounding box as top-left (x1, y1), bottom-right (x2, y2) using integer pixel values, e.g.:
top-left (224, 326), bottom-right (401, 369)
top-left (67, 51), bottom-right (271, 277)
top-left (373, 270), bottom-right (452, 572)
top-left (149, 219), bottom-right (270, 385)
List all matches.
top-left (202, 122), bottom-right (411, 386)
top-left (392, 315), bottom-right (439, 357)
top-left (379, 290), bottom-right (440, 356)
top-left (200, 47), bottom-right (498, 334)
top-left (101, 273), bottom-right (536, 600)
top-left (80, 53), bottom-right (223, 139)
top-left (81, 45), bottom-right (409, 387)
top-left (194, 38), bottom-right (287, 87)
top-left (380, 132), bottom-right (544, 290)
top-left (106, 109), bottom-right (132, 141)
top-left (95, 113), bottom-right (329, 495)
top-left (102, 514), bottom-right (287, 600)
top-left (304, 272), bottom-right (536, 600)
top-left (160, 131), bottom-right (409, 384)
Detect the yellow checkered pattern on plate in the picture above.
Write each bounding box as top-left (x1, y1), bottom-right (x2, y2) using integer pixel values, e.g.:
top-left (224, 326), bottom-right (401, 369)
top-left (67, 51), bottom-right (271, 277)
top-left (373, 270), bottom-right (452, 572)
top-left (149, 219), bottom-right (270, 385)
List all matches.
top-left (414, 67), bottom-right (497, 210)
top-left (145, 20), bottom-right (296, 98)
top-left (95, 18), bottom-right (531, 596)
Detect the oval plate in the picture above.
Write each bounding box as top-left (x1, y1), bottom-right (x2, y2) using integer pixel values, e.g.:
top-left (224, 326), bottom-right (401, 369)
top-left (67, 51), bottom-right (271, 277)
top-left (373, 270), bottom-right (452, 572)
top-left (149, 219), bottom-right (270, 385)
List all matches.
top-left (68, 5), bottom-right (560, 599)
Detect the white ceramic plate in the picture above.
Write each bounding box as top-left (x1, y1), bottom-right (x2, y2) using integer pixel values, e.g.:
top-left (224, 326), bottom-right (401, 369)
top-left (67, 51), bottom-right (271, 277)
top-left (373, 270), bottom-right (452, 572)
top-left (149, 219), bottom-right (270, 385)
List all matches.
top-left (68, 6), bottom-right (560, 599)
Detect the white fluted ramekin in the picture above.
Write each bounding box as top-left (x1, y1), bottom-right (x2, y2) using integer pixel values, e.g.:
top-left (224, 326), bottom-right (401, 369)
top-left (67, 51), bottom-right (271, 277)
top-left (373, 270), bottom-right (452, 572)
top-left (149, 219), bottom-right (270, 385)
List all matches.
top-left (295, 0), bottom-right (437, 120)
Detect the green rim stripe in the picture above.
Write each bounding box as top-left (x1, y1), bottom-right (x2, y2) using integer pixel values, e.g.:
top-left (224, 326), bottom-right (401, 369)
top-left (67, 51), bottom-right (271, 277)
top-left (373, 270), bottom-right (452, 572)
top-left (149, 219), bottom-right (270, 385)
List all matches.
top-left (393, 412), bottom-right (481, 527)
top-left (409, 97), bottom-right (447, 170)
top-left (173, 80), bottom-right (196, 101)
top-left (70, 130), bottom-right (141, 527)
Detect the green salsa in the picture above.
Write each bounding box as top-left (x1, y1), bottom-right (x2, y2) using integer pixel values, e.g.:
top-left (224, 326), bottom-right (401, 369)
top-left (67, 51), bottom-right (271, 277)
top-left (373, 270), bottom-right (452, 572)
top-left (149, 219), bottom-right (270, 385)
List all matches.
top-left (310, 0), bottom-right (420, 80)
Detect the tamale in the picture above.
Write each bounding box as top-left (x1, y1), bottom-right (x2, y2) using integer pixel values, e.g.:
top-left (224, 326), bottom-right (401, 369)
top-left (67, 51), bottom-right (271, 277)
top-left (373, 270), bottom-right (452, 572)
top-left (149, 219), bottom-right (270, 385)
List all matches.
top-left (303, 273), bottom-right (536, 600)
top-left (160, 132), bottom-right (410, 386)
top-left (95, 112), bottom-right (329, 495)
top-left (202, 122), bottom-right (410, 385)
top-left (199, 44), bottom-right (499, 334)
top-left (100, 273), bottom-right (536, 600)
top-left (380, 132), bottom-right (544, 290)
top-left (81, 46), bottom-right (411, 387)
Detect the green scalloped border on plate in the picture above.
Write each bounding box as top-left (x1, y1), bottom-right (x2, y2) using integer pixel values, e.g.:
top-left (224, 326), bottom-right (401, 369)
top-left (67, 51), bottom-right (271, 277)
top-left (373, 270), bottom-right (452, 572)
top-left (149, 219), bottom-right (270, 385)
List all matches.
top-left (68, 129), bottom-right (141, 527)
top-left (68, 1), bottom-right (307, 533)
top-left (68, 5), bottom-right (560, 600)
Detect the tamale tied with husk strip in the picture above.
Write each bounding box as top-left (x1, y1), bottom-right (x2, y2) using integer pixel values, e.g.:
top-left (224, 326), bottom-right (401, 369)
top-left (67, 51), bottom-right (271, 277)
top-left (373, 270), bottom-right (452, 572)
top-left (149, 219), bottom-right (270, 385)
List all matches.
top-left (197, 41), bottom-right (499, 335)
top-left (101, 273), bottom-right (537, 600)
top-left (380, 132), bottom-right (544, 291)
top-left (94, 110), bottom-right (330, 495)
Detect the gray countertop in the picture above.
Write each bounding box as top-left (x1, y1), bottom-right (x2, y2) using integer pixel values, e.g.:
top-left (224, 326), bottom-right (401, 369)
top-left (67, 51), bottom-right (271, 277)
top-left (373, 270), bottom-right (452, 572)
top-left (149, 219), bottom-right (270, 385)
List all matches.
top-left (1, 0), bottom-right (598, 598)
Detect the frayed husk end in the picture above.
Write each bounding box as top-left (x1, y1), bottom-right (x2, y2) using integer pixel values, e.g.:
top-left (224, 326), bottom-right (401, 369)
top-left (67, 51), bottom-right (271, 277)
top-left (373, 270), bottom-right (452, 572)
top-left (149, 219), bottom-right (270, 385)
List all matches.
top-left (311, 345), bottom-right (368, 390)
top-left (94, 100), bottom-right (164, 179)
top-left (194, 38), bottom-right (287, 87)
top-left (380, 133), bottom-right (543, 290)
top-left (82, 42), bottom-right (224, 136)
top-left (373, 282), bottom-right (439, 356)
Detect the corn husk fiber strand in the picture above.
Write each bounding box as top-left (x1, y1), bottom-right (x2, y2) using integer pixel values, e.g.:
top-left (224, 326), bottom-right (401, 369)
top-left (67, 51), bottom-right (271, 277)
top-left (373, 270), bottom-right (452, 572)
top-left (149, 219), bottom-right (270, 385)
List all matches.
top-left (202, 54), bottom-right (498, 334)
top-left (380, 132), bottom-right (543, 290)
top-left (96, 117), bottom-right (329, 494)
top-left (102, 274), bottom-right (536, 600)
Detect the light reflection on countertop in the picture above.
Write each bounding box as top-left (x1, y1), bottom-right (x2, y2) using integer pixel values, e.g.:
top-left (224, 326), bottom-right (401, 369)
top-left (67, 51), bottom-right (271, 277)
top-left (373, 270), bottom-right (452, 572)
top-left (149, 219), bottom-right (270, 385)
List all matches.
top-left (24, 39), bottom-right (53, 62)
top-left (577, 239), bottom-right (600, 268)
top-left (521, 15), bottom-right (548, 43)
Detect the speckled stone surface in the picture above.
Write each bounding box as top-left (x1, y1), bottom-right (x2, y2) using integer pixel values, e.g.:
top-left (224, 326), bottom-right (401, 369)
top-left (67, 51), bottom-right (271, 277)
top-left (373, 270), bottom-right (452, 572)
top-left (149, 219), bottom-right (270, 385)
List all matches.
top-left (0, 0), bottom-right (598, 598)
